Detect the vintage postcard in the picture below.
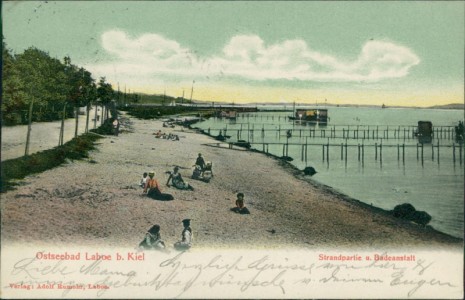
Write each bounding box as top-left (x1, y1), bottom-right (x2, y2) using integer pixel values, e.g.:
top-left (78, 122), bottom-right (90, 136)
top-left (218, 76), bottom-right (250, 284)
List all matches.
top-left (1, 1), bottom-right (464, 299)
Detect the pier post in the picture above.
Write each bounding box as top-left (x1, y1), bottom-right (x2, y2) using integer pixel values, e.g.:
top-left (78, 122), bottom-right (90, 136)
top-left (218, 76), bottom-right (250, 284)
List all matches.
top-left (301, 144), bottom-right (304, 161)
top-left (322, 145), bottom-right (325, 161)
top-left (437, 139), bottom-right (440, 164)
top-left (286, 141), bottom-right (289, 157)
top-left (421, 143), bottom-right (424, 165)
top-left (358, 144), bottom-right (360, 161)
top-left (343, 128), bottom-right (345, 139)
top-left (453, 143), bottom-right (456, 164)
top-left (341, 143), bottom-right (343, 160)
top-left (305, 141), bottom-right (308, 163)
top-left (375, 142), bottom-right (378, 160)
top-left (326, 142), bottom-right (329, 162)
top-left (283, 144), bottom-right (286, 157)
top-left (362, 143), bottom-right (365, 162)
top-left (432, 142), bottom-right (434, 161)
top-left (380, 142), bottom-right (383, 162)
top-left (345, 140), bottom-right (348, 162)
top-left (397, 144), bottom-right (400, 161)
top-left (402, 144), bottom-right (405, 164)
top-left (459, 143), bottom-right (462, 165)
top-left (416, 143), bottom-right (419, 160)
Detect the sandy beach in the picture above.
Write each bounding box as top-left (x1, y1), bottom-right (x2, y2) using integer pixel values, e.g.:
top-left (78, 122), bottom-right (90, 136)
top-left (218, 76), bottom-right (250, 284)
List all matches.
top-left (1, 113), bottom-right (462, 251)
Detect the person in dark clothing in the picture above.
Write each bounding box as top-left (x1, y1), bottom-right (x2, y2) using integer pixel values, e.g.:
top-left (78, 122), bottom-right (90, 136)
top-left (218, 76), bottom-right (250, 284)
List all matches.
top-left (230, 192), bottom-right (250, 214)
top-left (195, 153), bottom-right (206, 170)
top-left (143, 171), bottom-right (174, 201)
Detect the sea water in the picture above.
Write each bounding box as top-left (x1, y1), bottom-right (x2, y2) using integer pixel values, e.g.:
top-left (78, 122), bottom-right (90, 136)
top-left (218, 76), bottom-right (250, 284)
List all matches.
top-left (194, 106), bottom-right (464, 238)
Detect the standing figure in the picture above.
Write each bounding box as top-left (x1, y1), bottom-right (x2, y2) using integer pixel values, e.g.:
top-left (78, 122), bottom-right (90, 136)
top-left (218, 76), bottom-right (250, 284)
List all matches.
top-left (112, 119), bottom-right (119, 136)
top-left (174, 219), bottom-right (193, 250)
top-left (230, 192), bottom-right (250, 214)
top-left (195, 153), bottom-right (206, 171)
top-left (143, 171), bottom-right (174, 201)
top-left (138, 224), bottom-right (166, 250)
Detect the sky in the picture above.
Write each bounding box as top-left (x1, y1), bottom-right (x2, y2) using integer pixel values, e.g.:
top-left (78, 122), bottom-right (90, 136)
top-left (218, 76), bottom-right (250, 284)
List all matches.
top-left (2, 1), bottom-right (464, 106)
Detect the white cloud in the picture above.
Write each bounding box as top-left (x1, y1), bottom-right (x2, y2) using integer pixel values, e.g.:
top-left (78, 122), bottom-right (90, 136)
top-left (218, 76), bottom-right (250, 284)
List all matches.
top-left (88, 30), bottom-right (420, 84)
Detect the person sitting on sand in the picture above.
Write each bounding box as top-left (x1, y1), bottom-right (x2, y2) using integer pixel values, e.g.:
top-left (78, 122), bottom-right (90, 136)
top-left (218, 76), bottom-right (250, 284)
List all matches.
top-left (174, 219), bottom-right (193, 250)
top-left (166, 167), bottom-right (194, 190)
top-left (140, 172), bottom-right (148, 188)
top-left (144, 171), bottom-right (174, 201)
top-left (230, 192), bottom-right (250, 214)
top-left (138, 224), bottom-right (166, 250)
top-left (154, 130), bottom-right (162, 138)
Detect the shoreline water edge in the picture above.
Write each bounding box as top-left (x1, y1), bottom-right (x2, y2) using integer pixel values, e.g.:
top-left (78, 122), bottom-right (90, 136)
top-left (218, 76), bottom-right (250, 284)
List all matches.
top-left (194, 125), bottom-right (462, 244)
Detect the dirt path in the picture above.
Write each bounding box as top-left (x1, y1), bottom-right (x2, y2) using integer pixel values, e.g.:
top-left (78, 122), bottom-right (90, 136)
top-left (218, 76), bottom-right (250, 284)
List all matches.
top-left (1, 107), bottom-right (103, 161)
top-left (1, 113), bottom-right (461, 250)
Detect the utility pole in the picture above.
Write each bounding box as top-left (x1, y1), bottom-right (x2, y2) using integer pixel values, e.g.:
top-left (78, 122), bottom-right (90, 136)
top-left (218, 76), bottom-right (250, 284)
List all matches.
top-left (190, 80), bottom-right (195, 104)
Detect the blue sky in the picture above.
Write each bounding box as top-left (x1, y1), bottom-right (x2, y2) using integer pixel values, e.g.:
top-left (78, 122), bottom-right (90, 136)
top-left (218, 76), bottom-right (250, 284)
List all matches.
top-left (3, 1), bottom-right (464, 106)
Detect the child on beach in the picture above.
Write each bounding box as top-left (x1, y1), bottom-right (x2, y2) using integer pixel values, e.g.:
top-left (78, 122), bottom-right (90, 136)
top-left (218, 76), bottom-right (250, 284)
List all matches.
top-left (230, 192), bottom-right (250, 214)
top-left (140, 172), bottom-right (148, 188)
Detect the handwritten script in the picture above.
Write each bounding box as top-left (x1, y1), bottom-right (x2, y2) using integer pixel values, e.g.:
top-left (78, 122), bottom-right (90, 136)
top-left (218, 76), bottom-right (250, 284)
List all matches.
top-left (3, 250), bottom-right (460, 298)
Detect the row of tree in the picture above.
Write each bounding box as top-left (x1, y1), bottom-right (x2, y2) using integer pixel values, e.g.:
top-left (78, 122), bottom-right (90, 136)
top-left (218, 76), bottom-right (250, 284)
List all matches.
top-left (2, 40), bottom-right (120, 155)
top-left (2, 40), bottom-right (116, 128)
